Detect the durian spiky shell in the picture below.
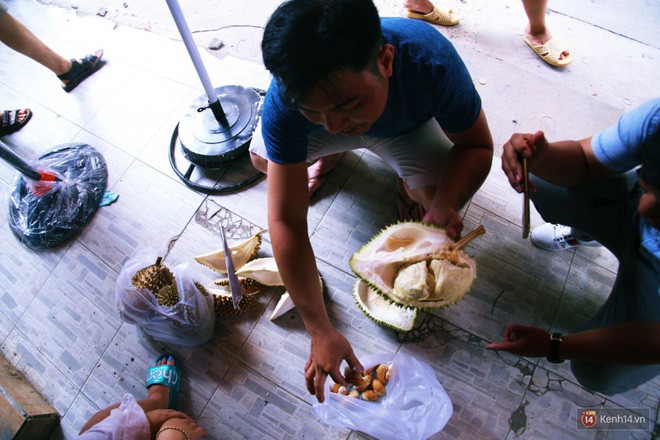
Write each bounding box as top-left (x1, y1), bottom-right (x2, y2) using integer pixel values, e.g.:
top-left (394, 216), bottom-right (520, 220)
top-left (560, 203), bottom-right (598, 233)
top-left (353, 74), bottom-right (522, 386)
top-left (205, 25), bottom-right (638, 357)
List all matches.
top-left (353, 279), bottom-right (417, 331)
top-left (210, 277), bottom-right (264, 317)
top-left (131, 257), bottom-right (175, 293)
top-left (213, 276), bottom-right (264, 293)
top-left (212, 290), bottom-right (257, 317)
top-left (349, 221), bottom-right (477, 309)
top-left (155, 283), bottom-right (180, 306)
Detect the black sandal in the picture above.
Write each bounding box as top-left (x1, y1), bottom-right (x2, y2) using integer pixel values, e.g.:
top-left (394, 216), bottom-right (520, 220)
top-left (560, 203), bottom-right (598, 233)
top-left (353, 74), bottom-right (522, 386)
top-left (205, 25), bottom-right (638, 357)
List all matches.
top-left (1, 108), bottom-right (32, 136)
top-left (57, 49), bottom-right (105, 92)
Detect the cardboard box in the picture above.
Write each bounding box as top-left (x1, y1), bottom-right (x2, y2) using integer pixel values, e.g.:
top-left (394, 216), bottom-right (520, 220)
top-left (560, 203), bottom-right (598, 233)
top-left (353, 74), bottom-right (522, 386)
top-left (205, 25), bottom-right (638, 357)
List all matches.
top-left (0, 355), bottom-right (59, 440)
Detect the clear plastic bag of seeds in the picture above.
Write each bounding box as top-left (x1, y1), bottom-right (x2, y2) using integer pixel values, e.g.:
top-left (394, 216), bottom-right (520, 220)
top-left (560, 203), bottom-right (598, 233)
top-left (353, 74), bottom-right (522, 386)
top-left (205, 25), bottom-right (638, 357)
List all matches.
top-left (313, 352), bottom-right (452, 440)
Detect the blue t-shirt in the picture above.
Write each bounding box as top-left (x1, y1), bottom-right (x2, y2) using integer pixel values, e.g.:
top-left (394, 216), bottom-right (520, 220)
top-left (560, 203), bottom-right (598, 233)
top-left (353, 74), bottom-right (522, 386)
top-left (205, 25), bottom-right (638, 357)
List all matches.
top-left (261, 17), bottom-right (482, 164)
top-left (591, 97), bottom-right (660, 265)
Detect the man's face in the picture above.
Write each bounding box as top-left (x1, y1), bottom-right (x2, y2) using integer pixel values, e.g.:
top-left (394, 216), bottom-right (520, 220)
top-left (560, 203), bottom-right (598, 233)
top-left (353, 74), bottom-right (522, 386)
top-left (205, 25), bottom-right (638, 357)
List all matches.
top-left (298, 45), bottom-right (394, 136)
top-left (639, 177), bottom-right (660, 230)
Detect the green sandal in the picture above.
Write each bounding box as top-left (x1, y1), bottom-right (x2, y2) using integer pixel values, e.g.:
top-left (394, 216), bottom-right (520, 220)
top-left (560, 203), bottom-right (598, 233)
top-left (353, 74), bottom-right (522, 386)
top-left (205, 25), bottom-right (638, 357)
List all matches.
top-left (146, 354), bottom-right (181, 409)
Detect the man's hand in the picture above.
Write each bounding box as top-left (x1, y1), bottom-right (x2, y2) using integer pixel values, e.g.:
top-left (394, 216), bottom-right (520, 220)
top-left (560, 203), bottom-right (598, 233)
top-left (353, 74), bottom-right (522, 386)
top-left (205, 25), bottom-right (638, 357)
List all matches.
top-left (501, 130), bottom-right (549, 193)
top-left (304, 328), bottom-right (363, 403)
top-left (487, 323), bottom-right (550, 357)
top-left (423, 206), bottom-right (462, 239)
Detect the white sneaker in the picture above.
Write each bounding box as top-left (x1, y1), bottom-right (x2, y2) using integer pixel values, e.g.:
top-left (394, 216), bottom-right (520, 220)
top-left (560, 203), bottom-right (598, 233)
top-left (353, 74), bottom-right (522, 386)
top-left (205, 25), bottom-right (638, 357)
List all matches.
top-left (530, 223), bottom-right (600, 251)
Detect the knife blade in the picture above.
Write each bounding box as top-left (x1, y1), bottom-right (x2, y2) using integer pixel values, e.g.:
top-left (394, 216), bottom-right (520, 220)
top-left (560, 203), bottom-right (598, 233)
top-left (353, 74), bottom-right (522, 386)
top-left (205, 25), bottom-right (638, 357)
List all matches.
top-left (220, 225), bottom-right (243, 309)
top-left (522, 157), bottom-right (531, 239)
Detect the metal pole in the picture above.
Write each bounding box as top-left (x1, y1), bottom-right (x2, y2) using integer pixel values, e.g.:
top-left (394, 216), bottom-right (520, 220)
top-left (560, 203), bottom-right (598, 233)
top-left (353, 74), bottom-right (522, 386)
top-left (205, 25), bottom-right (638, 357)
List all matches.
top-left (0, 140), bottom-right (43, 181)
top-left (165, 0), bottom-right (229, 127)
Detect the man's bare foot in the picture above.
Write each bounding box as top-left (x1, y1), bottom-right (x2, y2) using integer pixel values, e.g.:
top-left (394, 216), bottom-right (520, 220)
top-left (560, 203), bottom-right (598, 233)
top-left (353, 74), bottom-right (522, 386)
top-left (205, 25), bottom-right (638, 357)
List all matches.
top-left (308, 153), bottom-right (342, 196)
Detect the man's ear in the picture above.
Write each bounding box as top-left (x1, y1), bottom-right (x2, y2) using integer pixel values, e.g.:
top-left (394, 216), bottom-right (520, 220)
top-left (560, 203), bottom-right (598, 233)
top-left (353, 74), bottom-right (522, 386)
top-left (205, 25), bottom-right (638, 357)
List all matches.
top-left (378, 44), bottom-right (395, 78)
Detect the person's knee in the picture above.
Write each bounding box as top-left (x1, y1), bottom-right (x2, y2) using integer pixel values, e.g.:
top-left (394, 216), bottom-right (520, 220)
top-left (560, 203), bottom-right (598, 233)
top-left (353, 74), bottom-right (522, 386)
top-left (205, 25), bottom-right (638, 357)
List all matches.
top-left (570, 360), bottom-right (651, 395)
top-left (250, 151), bottom-right (268, 173)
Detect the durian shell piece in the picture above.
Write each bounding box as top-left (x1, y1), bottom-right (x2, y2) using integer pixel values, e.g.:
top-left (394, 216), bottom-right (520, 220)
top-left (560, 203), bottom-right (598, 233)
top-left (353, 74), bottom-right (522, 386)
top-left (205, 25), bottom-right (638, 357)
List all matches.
top-left (213, 276), bottom-right (265, 295)
top-left (194, 281), bottom-right (210, 297)
top-left (131, 257), bottom-right (175, 293)
top-left (353, 280), bottom-right (417, 331)
top-left (350, 222), bottom-right (477, 309)
top-left (207, 284), bottom-right (257, 317)
top-left (194, 229), bottom-right (268, 274)
top-left (234, 257), bottom-right (283, 286)
top-left (270, 292), bottom-right (295, 320)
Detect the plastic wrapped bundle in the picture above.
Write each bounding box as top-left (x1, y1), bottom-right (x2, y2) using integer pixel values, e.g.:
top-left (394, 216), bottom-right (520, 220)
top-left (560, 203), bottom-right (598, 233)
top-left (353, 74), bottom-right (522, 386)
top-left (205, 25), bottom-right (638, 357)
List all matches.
top-left (7, 143), bottom-right (108, 250)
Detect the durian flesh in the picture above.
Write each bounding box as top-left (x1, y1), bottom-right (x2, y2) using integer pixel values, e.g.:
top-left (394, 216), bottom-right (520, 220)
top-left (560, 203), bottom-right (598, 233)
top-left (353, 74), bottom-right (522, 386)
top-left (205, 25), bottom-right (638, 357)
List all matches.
top-left (350, 222), bottom-right (477, 308)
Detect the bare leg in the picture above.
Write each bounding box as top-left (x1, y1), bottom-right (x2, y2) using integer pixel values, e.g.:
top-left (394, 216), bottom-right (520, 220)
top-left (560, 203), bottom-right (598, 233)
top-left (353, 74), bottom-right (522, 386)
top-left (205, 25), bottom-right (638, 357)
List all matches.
top-left (0, 12), bottom-right (71, 75)
top-left (78, 357), bottom-right (173, 434)
top-left (521, 0), bottom-right (569, 59)
top-left (250, 151), bottom-right (342, 196)
top-left (397, 177), bottom-right (430, 222)
top-left (307, 153), bottom-right (342, 195)
top-left (250, 151), bottom-right (268, 173)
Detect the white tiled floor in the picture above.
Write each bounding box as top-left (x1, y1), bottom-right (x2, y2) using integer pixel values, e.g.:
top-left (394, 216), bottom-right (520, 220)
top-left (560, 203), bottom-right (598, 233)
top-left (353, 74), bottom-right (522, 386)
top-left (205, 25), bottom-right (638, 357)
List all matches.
top-left (0, 0), bottom-right (658, 439)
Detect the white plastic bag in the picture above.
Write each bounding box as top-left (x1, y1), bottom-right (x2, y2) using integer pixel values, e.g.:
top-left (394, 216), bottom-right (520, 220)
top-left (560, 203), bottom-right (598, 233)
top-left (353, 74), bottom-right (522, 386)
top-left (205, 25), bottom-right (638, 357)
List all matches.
top-left (115, 249), bottom-right (215, 346)
top-left (313, 352), bottom-right (452, 440)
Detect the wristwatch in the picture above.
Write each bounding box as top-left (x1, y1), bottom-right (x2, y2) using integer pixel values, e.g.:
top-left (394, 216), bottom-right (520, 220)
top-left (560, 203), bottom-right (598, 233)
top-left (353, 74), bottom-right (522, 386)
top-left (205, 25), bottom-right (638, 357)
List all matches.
top-left (547, 332), bottom-right (564, 364)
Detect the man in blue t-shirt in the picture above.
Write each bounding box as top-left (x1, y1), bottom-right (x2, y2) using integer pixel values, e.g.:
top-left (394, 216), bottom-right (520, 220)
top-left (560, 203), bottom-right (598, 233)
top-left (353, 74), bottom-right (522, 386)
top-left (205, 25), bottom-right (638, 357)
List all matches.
top-left (249, 0), bottom-right (493, 403)
top-left (491, 98), bottom-right (660, 394)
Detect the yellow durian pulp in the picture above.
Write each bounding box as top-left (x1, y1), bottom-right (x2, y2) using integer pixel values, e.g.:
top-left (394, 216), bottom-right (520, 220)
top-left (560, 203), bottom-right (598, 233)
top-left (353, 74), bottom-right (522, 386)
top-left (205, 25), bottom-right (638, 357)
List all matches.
top-left (350, 222), bottom-right (479, 309)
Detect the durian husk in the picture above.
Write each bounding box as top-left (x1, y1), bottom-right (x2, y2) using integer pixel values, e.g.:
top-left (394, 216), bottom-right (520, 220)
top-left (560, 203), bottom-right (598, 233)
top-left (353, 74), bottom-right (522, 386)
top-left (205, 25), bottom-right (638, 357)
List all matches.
top-left (131, 257), bottom-right (175, 293)
top-left (194, 229), bottom-right (268, 274)
top-left (234, 257), bottom-right (283, 286)
top-left (353, 279), bottom-right (417, 331)
top-left (209, 278), bottom-right (265, 317)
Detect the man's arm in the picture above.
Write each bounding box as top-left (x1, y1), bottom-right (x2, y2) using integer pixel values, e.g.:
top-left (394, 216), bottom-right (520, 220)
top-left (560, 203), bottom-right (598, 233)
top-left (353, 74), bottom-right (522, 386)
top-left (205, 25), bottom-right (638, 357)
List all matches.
top-left (488, 322), bottom-right (660, 364)
top-left (425, 109), bottom-right (493, 237)
top-left (501, 131), bottom-right (616, 193)
top-left (266, 160), bottom-right (362, 402)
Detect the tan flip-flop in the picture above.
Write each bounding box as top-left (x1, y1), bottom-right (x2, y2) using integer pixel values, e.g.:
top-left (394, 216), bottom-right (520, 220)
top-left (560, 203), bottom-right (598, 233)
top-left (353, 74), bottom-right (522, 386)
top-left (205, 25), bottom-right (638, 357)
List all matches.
top-left (406, 4), bottom-right (460, 26)
top-left (524, 37), bottom-right (572, 67)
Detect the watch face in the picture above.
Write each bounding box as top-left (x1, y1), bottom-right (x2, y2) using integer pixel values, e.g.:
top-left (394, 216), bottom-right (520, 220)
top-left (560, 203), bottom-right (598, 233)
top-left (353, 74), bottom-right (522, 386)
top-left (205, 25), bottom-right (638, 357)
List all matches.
top-left (550, 332), bottom-right (563, 341)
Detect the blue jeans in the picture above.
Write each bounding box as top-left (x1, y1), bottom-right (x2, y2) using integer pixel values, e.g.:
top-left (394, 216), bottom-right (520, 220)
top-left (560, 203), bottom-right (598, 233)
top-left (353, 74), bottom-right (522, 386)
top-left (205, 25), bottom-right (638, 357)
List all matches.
top-left (530, 171), bottom-right (660, 394)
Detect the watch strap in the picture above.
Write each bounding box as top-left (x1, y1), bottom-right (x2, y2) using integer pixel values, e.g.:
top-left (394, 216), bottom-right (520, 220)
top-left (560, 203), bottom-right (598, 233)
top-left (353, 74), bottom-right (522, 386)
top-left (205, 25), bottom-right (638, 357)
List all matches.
top-left (547, 332), bottom-right (564, 363)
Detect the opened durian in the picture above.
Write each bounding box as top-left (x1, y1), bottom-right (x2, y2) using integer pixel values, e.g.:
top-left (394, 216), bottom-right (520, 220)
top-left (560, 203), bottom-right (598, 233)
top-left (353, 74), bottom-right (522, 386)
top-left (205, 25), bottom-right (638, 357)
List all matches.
top-left (195, 229), bottom-right (268, 273)
top-left (131, 257), bottom-right (175, 292)
top-left (353, 280), bottom-right (417, 331)
top-left (350, 222), bottom-right (483, 309)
